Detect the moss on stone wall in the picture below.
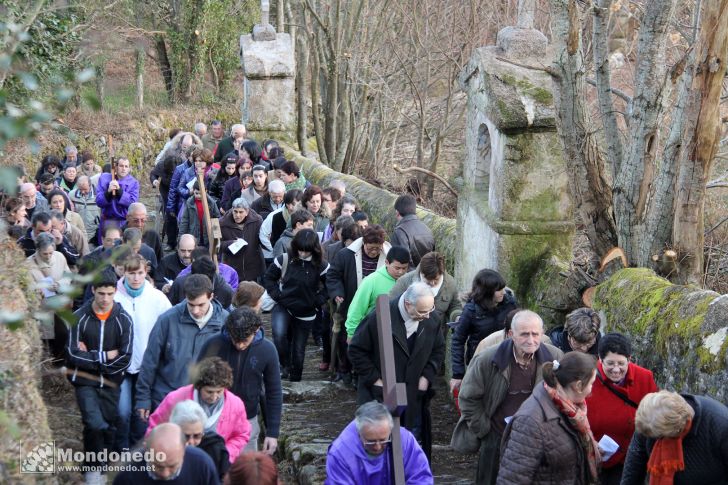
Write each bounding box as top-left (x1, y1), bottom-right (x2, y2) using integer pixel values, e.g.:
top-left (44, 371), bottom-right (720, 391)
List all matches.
top-left (0, 239), bottom-right (53, 481)
top-left (285, 146), bottom-right (458, 273)
top-left (594, 268), bottom-right (728, 402)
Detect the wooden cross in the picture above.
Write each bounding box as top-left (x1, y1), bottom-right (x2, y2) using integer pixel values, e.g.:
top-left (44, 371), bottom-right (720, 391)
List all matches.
top-left (375, 294), bottom-right (407, 485)
top-left (195, 168), bottom-right (221, 264)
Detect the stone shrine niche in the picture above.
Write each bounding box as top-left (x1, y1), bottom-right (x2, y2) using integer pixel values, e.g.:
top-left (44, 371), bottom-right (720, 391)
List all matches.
top-left (455, 6), bottom-right (574, 319)
top-left (474, 123), bottom-right (491, 193)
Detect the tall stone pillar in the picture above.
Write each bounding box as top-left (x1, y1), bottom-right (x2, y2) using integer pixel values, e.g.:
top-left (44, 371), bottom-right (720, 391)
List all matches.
top-left (456, 14), bottom-right (574, 314)
top-left (240, 2), bottom-right (295, 140)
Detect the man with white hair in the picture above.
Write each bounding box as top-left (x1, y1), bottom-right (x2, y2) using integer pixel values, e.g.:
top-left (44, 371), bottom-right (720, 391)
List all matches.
top-left (194, 122), bottom-right (207, 138)
top-left (348, 281), bottom-right (445, 461)
top-left (250, 178), bottom-right (285, 220)
top-left (62, 144), bottom-right (78, 167)
top-left (19, 182), bottom-right (49, 219)
top-left (213, 123), bottom-right (246, 165)
top-left (454, 309), bottom-right (564, 484)
top-left (326, 401), bottom-right (433, 484)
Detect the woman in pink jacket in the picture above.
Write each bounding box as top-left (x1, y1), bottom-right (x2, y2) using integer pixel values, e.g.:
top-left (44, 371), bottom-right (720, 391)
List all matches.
top-left (147, 356), bottom-right (251, 462)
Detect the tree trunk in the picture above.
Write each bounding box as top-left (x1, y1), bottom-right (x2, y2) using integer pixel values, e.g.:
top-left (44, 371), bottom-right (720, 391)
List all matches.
top-left (155, 35), bottom-right (174, 103)
top-left (94, 62), bottom-right (105, 111)
top-left (135, 47), bottom-right (145, 110)
top-left (293, 3), bottom-right (308, 155)
top-left (549, 0), bottom-right (617, 258)
top-left (673, 0), bottom-right (728, 283)
top-left (612, 0), bottom-right (677, 266)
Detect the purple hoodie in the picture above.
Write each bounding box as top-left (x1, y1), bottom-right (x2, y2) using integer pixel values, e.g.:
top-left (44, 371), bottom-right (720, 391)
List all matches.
top-left (177, 262), bottom-right (240, 290)
top-left (325, 421), bottom-right (433, 485)
top-left (96, 172), bottom-right (140, 221)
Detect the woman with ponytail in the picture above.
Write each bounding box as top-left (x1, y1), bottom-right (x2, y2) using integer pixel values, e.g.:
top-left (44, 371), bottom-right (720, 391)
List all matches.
top-left (498, 352), bottom-right (600, 484)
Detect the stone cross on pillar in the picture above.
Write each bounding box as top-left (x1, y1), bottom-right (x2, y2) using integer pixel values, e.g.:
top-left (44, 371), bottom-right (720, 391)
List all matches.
top-left (517, 0), bottom-right (536, 29)
top-left (261, 0), bottom-right (270, 26)
top-left (375, 295), bottom-right (407, 485)
top-left (253, 0), bottom-right (276, 41)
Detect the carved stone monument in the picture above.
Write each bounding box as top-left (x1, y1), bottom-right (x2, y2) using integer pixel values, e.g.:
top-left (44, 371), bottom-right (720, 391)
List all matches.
top-left (240, 1), bottom-right (295, 138)
top-left (456, 0), bottom-right (574, 314)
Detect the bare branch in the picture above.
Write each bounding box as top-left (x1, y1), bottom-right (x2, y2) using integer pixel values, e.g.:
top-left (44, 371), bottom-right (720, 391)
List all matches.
top-left (494, 56), bottom-right (561, 78)
top-left (392, 164), bottom-right (458, 197)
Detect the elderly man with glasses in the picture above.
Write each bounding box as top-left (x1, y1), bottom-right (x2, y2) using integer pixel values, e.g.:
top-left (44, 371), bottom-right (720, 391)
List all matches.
top-left (326, 401), bottom-right (433, 484)
top-left (348, 281), bottom-right (445, 462)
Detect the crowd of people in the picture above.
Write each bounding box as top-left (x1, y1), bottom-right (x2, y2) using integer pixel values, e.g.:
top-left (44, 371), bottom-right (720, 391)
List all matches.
top-left (2, 120), bottom-right (728, 485)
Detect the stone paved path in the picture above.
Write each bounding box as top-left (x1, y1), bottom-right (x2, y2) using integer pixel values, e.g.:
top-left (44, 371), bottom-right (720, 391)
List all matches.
top-left (263, 315), bottom-right (474, 484)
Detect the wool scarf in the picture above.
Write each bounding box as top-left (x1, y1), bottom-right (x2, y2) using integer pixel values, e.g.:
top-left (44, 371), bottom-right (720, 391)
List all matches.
top-left (646, 419), bottom-right (692, 485)
top-left (544, 383), bottom-right (600, 484)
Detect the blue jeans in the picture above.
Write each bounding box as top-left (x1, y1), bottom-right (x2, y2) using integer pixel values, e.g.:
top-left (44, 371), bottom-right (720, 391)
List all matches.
top-left (115, 373), bottom-right (147, 451)
top-left (75, 385), bottom-right (120, 467)
top-left (271, 305), bottom-right (312, 381)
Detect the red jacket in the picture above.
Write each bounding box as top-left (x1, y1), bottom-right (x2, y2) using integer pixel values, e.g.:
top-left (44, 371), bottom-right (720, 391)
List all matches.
top-left (586, 361), bottom-right (658, 468)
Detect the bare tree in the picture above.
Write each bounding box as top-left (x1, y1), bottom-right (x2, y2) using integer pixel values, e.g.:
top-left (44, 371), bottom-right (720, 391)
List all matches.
top-left (549, 0), bottom-right (728, 283)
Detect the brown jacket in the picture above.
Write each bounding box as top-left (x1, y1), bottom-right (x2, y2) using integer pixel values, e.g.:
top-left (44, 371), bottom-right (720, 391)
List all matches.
top-left (497, 384), bottom-right (591, 485)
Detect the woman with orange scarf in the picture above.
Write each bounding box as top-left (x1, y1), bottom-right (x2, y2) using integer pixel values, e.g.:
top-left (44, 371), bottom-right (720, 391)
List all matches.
top-left (498, 352), bottom-right (601, 484)
top-left (621, 390), bottom-right (728, 485)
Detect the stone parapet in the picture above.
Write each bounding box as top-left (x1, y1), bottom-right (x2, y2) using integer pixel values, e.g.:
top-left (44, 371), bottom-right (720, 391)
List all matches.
top-left (285, 146), bottom-right (459, 275)
top-left (594, 268), bottom-right (728, 402)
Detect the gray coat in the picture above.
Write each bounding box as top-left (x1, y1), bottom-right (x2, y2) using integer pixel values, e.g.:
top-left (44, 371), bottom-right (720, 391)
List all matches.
top-left (135, 300), bottom-right (229, 410)
top-left (68, 188), bottom-right (100, 243)
top-left (390, 214), bottom-right (435, 268)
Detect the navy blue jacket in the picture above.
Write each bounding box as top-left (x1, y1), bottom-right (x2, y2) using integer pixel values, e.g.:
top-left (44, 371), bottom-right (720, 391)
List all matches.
top-left (135, 300), bottom-right (228, 410)
top-left (197, 328), bottom-right (283, 437)
top-left (450, 290), bottom-right (518, 379)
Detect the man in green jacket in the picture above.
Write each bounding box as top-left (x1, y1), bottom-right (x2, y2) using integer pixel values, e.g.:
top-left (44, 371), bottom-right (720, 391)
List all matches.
top-left (344, 246), bottom-right (411, 339)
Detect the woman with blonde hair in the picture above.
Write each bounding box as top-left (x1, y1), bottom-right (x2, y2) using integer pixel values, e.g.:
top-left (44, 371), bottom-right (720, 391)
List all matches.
top-left (621, 390), bottom-right (728, 484)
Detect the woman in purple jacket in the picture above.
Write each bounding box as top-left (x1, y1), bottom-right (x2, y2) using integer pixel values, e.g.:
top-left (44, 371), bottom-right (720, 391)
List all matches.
top-left (95, 157), bottom-right (139, 240)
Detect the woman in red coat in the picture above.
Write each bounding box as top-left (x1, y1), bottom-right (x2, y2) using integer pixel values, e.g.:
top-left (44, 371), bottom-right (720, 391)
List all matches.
top-left (586, 332), bottom-right (658, 485)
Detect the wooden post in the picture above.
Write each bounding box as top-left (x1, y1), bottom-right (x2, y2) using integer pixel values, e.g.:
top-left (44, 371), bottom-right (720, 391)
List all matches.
top-left (375, 294), bottom-right (407, 485)
top-left (108, 134), bottom-right (116, 196)
top-left (195, 168), bottom-right (221, 264)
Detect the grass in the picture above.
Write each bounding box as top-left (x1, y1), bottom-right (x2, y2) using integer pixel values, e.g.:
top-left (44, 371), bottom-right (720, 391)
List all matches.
top-left (81, 84), bottom-right (170, 113)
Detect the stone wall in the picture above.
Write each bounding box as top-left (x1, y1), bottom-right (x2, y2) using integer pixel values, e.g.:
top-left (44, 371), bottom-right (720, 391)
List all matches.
top-left (284, 146), bottom-right (459, 275)
top-left (594, 268), bottom-right (728, 402)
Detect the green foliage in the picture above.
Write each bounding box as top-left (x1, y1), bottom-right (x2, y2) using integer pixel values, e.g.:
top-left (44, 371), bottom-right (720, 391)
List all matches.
top-left (165, 0), bottom-right (258, 101)
top-left (0, 2), bottom-right (98, 157)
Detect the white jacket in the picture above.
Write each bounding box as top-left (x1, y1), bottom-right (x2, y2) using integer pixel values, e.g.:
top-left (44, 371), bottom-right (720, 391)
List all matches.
top-left (114, 278), bottom-right (172, 374)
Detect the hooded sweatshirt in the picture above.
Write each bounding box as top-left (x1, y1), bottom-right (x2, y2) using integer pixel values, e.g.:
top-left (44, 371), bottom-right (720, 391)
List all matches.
top-left (325, 420), bottom-right (433, 484)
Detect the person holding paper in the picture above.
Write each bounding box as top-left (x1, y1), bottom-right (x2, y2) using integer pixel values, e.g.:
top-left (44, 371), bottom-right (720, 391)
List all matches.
top-left (586, 333), bottom-right (658, 485)
top-left (498, 352), bottom-right (600, 485)
top-left (220, 197), bottom-right (265, 283)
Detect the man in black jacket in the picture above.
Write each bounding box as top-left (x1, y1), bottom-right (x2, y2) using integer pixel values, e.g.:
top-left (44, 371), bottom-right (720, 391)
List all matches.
top-left (18, 210), bottom-right (80, 265)
top-left (66, 271), bottom-right (133, 482)
top-left (198, 307), bottom-right (283, 456)
top-left (348, 281), bottom-right (445, 462)
top-left (250, 179), bottom-right (285, 220)
top-left (213, 123), bottom-right (246, 165)
top-left (155, 234), bottom-right (196, 292)
top-left (390, 194), bottom-right (435, 269)
top-left (168, 255), bottom-right (234, 308)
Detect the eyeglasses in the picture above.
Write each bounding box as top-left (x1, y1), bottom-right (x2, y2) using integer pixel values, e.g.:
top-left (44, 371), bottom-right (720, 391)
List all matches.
top-left (362, 435), bottom-right (392, 447)
top-left (184, 432), bottom-right (204, 441)
top-left (407, 302), bottom-right (435, 318)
